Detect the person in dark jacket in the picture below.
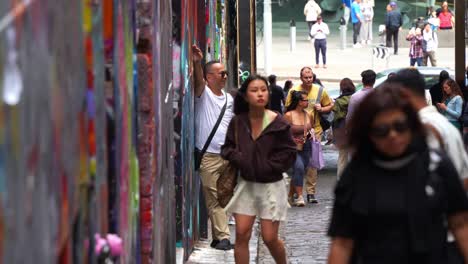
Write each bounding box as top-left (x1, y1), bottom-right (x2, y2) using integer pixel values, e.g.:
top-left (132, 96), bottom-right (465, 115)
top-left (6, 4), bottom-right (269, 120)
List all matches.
top-left (221, 74), bottom-right (296, 264)
top-left (327, 84), bottom-right (468, 264)
top-left (385, 1), bottom-right (402, 55)
top-left (429, 70), bottom-right (450, 106)
top-left (268, 74), bottom-right (285, 114)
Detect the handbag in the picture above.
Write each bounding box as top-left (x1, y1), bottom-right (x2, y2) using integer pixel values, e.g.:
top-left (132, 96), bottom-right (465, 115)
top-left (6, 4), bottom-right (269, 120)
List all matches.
top-left (194, 93), bottom-right (228, 170)
top-left (309, 134), bottom-right (325, 170)
top-left (217, 119), bottom-right (238, 208)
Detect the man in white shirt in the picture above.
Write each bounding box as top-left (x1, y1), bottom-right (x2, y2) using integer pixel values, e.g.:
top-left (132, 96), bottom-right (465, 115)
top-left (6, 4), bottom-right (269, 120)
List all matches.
top-left (389, 68), bottom-right (468, 262)
top-left (192, 45), bottom-right (234, 250)
top-left (422, 23), bottom-right (438, 66)
top-left (310, 16), bottom-right (330, 69)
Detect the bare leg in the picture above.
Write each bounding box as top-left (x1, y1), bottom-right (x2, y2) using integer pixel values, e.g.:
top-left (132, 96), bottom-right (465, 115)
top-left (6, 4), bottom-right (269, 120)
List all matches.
top-left (260, 219), bottom-right (287, 264)
top-left (234, 214), bottom-right (256, 264)
top-left (294, 186), bottom-right (303, 198)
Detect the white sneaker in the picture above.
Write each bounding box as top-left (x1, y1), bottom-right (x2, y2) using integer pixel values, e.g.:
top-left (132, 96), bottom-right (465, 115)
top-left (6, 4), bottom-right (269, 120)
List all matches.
top-left (228, 216), bottom-right (235, 225)
top-left (353, 43), bottom-right (362, 48)
top-left (294, 196), bottom-right (305, 207)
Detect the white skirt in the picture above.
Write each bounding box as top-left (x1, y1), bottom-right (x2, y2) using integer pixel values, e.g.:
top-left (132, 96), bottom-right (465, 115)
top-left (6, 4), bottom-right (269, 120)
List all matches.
top-left (224, 176), bottom-right (289, 222)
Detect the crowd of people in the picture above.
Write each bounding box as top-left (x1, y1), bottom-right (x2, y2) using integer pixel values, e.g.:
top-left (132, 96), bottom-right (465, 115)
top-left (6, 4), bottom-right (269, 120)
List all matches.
top-left (191, 43), bottom-right (468, 263)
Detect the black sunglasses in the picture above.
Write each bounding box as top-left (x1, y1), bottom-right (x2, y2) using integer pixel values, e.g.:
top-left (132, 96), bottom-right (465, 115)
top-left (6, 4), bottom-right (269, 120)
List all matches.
top-left (208, 71), bottom-right (228, 78)
top-left (370, 119), bottom-right (410, 138)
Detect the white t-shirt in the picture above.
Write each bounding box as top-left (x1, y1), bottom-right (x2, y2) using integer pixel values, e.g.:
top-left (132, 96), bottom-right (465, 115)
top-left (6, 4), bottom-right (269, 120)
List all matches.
top-left (419, 105), bottom-right (468, 180)
top-left (195, 86), bottom-right (234, 154)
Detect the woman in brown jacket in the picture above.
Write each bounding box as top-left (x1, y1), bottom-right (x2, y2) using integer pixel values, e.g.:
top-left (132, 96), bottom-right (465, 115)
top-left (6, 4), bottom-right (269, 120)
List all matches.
top-left (221, 75), bottom-right (296, 264)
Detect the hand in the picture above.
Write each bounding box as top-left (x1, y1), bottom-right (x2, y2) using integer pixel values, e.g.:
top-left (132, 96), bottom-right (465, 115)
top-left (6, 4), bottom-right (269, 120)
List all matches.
top-left (436, 102), bottom-right (447, 111)
top-left (192, 45), bottom-right (203, 62)
top-left (314, 103), bottom-right (322, 112)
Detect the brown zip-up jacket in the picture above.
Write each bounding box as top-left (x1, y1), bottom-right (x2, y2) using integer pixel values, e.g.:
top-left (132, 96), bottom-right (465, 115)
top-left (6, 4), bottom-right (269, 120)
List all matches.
top-left (221, 113), bottom-right (297, 183)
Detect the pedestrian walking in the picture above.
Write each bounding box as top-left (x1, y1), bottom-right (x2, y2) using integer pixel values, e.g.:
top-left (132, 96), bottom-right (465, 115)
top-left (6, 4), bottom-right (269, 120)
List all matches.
top-left (437, 1), bottom-right (454, 30)
top-left (310, 16), bottom-right (329, 69)
top-left (350, 0), bottom-right (363, 48)
top-left (327, 84), bottom-right (468, 264)
top-left (422, 23), bottom-right (438, 66)
top-left (388, 69), bottom-right (468, 263)
top-left (332, 78), bottom-right (355, 178)
top-left (346, 69), bottom-right (376, 124)
top-left (284, 91), bottom-right (314, 207)
top-left (385, 1), bottom-right (402, 55)
top-left (285, 67), bottom-right (334, 203)
top-left (304, 0), bottom-right (322, 40)
top-left (192, 45), bottom-right (234, 250)
top-left (268, 74), bottom-right (285, 114)
top-left (360, 0), bottom-right (374, 45)
top-left (437, 79), bottom-right (464, 130)
top-left (406, 27), bottom-right (424, 66)
top-left (283, 80), bottom-right (293, 98)
top-left (221, 75), bottom-right (296, 264)
top-left (342, 0), bottom-right (352, 27)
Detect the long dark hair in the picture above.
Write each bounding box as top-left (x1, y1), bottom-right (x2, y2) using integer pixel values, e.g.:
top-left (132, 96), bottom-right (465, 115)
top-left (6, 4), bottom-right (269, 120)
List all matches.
top-left (285, 90), bottom-right (308, 113)
top-left (346, 83), bottom-right (425, 158)
top-left (234, 74), bottom-right (270, 115)
top-left (442, 78), bottom-right (464, 103)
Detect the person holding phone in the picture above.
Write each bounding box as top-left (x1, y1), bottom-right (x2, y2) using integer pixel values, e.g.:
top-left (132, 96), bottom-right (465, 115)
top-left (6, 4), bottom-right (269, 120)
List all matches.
top-left (310, 16), bottom-right (330, 69)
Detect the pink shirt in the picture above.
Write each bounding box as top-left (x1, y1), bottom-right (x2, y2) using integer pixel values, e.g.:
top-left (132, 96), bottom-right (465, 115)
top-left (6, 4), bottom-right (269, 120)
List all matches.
top-left (438, 11), bottom-right (452, 29)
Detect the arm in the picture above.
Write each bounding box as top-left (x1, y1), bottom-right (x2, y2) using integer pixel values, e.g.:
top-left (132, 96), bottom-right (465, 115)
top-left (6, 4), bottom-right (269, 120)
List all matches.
top-left (449, 212), bottom-right (468, 263)
top-left (445, 96), bottom-right (463, 119)
top-left (285, 89), bottom-right (293, 108)
top-left (221, 118), bottom-right (251, 171)
top-left (262, 128), bottom-right (297, 173)
top-left (323, 24), bottom-right (330, 35)
top-left (328, 238), bottom-right (354, 264)
top-left (319, 90), bottom-right (335, 113)
top-left (192, 45), bottom-right (206, 97)
top-left (310, 24), bottom-right (318, 37)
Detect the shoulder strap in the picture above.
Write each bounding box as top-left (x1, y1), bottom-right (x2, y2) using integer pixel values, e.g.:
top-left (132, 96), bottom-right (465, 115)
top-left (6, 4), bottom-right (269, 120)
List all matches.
top-left (200, 92), bottom-right (228, 155)
top-left (316, 85), bottom-right (324, 103)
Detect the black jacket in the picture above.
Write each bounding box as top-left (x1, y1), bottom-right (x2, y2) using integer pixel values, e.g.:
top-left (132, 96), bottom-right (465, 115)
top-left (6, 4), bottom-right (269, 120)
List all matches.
top-left (385, 10), bottom-right (402, 29)
top-left (221, 113), bottom-right (297, 183)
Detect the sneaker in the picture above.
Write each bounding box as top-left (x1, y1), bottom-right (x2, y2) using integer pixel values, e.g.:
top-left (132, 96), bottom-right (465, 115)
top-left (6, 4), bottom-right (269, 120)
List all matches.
top-left (314, 64), bottom-right (320, 68)
top-left (353, 43), bottom-right (362, 48)
top-left (210, 239), bottom-right (220, 248)
top-left (307, 36), bottom-right (311, 40)
top-left (307, 194), bottom-right (318, 204)
top-left (215, 239), bottom-right (234, 250)
top-left (323, 65), bottom-right (327, 69)
top-left (228, 216), bottom-right (236, 225)
top-left (294, 196), bottom-right (305, 207)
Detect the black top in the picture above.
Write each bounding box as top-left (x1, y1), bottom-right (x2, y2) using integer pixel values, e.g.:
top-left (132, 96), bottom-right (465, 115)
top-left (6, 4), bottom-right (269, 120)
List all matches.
top-left (386, 10), bottom-right (402, 29)
top-left (269, 84), bottom-right (285, 114)
top-left (328, 141), bottom-right (468, 264)
top-left (429, 83), bottom-right (443, 105)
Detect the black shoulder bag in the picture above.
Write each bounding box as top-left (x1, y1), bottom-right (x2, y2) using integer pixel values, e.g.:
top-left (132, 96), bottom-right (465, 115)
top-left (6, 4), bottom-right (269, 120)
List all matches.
top-left (194, 93), bottom-right (228, 170)
top-left (316, 86), bottom-right (333, 131)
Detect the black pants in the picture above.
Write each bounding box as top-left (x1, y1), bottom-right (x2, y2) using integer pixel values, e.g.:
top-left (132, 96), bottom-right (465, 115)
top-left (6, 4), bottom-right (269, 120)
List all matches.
top-left (447, 242), bottom-right (464, 264)
top-left (314, 39), bottom-right (327, 65)
top-left (307, 21), bottom-right (317, 38)
top-left (353, 21), bottom-right (361, 44)
top-left (386, 27), bottom-right (399, 54)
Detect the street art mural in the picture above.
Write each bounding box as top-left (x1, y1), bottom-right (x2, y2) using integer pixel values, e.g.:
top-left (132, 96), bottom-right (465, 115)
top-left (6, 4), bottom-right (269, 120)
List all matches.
top-left (0, 0), bottom-right (246, 262)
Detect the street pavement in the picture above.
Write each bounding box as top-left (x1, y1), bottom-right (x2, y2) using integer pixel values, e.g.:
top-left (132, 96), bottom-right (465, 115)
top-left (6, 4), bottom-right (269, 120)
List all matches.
top-left (257, 145), bottom-right (338, 264)
top-left (257, 22), bottom-right (468, 83)
top-left (187, 145), bottom-right (338, 264)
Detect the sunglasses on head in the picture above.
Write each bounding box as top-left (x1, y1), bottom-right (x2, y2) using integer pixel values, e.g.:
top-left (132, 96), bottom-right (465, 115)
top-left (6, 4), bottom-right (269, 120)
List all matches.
top-left (370, 119), bottom-right (410, 139)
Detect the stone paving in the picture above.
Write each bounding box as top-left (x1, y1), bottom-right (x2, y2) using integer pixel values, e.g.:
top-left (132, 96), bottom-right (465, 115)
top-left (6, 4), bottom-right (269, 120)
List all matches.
top-left (257, 145), bottom-right (338, 264)
top-left (186, 221), bottom-right (259, 264)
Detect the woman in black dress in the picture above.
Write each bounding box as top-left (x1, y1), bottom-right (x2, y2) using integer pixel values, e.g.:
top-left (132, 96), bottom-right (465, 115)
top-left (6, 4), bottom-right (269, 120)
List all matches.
top-left (327, 84), bottom-right (468, 264)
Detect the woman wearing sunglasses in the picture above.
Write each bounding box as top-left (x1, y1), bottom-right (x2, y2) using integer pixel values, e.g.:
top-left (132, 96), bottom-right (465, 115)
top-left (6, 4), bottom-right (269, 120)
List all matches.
top-left (327, 84), bottom-right (468, 264)
top-left (284, 90), bottom-right (314, 207)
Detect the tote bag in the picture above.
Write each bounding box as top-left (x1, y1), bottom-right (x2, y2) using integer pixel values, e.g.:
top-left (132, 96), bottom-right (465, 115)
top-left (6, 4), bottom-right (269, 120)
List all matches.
top-left (309, 138), bottom-right (325, 170)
